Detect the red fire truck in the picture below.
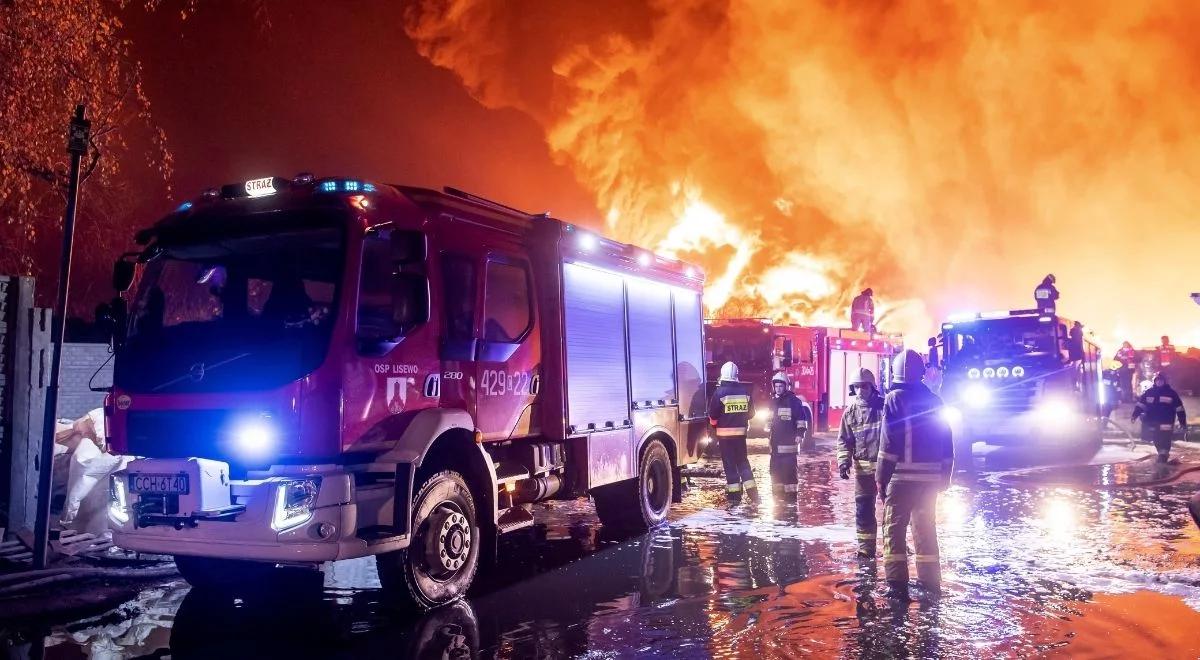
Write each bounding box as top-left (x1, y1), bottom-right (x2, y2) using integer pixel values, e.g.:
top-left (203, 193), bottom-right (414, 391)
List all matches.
top-left (102, 175), bottom-right (707, 610)
top-left (704, 319), bottom-right (903, 432)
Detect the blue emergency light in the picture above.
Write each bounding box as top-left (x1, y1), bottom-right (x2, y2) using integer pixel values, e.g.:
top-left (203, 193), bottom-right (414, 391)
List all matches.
top-left (316, 179), bottom-right (376, 194)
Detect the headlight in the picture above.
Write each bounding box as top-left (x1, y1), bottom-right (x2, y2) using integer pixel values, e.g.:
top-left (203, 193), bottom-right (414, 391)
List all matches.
top-left (755, 409), bottom-right (770, 422)
top-left (232, 415), bottom-right (278, 460)
top-left (941, 405), bottom-right (963, 425)
top-left (108, 475), bottom-right (129, 525)
top-left (271, 478), bottom-right (320, 531)
top-left (1034, 399), bottom-right (1076, 427)
top-left (963, 383), bottom-right (991, 409)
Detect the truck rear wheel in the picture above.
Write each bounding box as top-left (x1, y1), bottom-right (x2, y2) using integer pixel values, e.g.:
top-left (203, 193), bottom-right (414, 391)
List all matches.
top-left (592, 439), bottom-right (673, 530)
top-left (378, 470), bottom-right (480, 611)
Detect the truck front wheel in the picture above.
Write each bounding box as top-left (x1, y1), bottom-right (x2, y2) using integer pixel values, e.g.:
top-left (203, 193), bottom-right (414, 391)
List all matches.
top-left (592, 439), bottom-right (673, 530)
top-left (379, 470), bottom-right (480, 611)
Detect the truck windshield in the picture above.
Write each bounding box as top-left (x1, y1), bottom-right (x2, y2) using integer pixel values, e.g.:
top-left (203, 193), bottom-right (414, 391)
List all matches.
top-left (115, 223), bottom-right (344, 393)
top-left (709, 330), bottom-right (772, 370)
top-left (948, 319), bottom-right (1058, 364)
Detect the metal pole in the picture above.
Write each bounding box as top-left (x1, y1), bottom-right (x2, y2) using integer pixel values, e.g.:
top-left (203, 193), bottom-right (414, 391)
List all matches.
top-left (31, 105), bottom-right (89, 569)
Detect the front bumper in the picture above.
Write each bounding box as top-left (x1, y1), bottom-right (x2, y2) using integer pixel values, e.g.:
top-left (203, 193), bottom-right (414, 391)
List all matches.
top-left (109, 458), bottom-right (405, 564)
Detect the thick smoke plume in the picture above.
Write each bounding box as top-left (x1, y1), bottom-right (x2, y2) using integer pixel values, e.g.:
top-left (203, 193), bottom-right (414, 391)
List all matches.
top-left (405, 0), bottom-right (1200, 348)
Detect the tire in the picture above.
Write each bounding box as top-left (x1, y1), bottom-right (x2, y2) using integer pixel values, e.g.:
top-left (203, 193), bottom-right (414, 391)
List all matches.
top-left (592, 439), bottom-right (673, 530)
top-left (378, 470), bottom-right (480, 611)
top-left (175, 555), bottom-right (315, 594)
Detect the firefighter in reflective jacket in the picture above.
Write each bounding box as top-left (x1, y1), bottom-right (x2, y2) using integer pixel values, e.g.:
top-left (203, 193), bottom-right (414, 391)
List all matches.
top-left (708, 361), bottom-right (757, 496)
top-left (1132, 371), bottom-right (1188, 463)
top-left (838, 368), bottom-right (885, 557)
top-left (877, 349), bottom-right (954, 600)
top-left (1034, 274), bottom-right (1059, 313)
top-left (766, 372), bottom-right (809, 495)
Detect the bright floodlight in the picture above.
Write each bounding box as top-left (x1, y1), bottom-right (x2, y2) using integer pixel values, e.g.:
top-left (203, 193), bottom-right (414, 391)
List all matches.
top-left (963, 383), bottom-right (991, 409)
top-left (233, 418), bottom-right (277, 459)
top-left (637, 252), bottom-right (652, 267)
top-left (578, 233), bottom-right (597, 251)
top-left (941, 405), bottom-right (963, 426)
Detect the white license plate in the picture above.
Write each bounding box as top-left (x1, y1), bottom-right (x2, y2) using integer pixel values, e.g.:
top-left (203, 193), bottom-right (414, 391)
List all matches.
top-left (129, 473), bottom-right (190, 495)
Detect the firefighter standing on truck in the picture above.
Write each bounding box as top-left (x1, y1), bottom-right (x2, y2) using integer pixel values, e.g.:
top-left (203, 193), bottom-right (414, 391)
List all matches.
top-left (837, 368), bottom-right (885, 558)
top-left (851, 288), bottom-right (875, 332)
top-left (877, 349), bottom-right (954, 601)
top-left (1132, 371), bottom-right (1188, 463)
top-left (1034, 274), bottom-right (1059, 313)
top-left (766, 372), bottom-right (809, 496)
top-left (709, 362), bottom-right (757, 498)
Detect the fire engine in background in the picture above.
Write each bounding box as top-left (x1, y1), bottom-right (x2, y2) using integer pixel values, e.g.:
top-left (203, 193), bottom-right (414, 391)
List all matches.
top-left (101, 174), bottom-right (707, 610)
top-left (935, 309), bottom-right (1103, 448)
top-left (704, 319), bottom-right (904, 432)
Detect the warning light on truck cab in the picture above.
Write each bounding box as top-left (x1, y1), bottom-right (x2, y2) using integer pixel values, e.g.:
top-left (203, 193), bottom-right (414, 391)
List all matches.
top-left (244, 177), bottom-right (277, 197)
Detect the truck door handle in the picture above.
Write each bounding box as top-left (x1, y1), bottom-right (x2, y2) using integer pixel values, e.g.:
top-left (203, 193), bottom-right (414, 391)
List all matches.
top-left (424, 374), bottom-right (441, 399)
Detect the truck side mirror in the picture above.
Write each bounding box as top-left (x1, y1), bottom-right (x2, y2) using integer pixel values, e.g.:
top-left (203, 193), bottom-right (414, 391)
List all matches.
top-left (113, 260), bottom-right (135, 292)
top-left (392, 272), bottom-right (430, 332)
top-left (391, 231), bottom-right (427, 265)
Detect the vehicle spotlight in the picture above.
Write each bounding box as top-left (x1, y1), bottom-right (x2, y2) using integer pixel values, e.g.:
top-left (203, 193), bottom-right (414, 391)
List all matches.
top-left (967, 368), bottom-right (981, 379)
top-left (231, 415), bottom-right (278, 460)
top-left (997, 366), bottom-right (1010, 378)
top-left (1012, 366), bottom-right (1025, 378)
top-left (941, 405), bottom-right (963, 425)
top-left (578, 233), bottom-right (597, 251)
top-left (964, 383), bottom-right (991, 409)
top-left (982, 368), bottom-right (996, 379)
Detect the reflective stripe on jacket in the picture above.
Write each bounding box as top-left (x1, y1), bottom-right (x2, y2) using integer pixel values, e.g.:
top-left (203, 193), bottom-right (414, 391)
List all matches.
top-left (837, 390), bottom-right (884, 471)
top-left (877, 383), bottom-right (954, 490)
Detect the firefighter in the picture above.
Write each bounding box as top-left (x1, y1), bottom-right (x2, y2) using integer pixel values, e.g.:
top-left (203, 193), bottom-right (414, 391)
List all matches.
top-left (708, 361), bottom-right (757, 497)
top-left (1116, 341), bottom-right (1137, 403)
top-left (1034, 274), bottom-right (1059, 314)
top-left (1068, 321), bottom-right (1084, 363)
top-left (1159, 336), bottom-right (1176, 370)
top-left (838, 368), bottom-right (885, 557)
top-left (877, 349), bottom-right (954, 601)
top-left (851, 288), bottom-right (875, 333)
top-left (1132, 371), bottom-right (1188, 463)
top-left (766, 372), bottom-right (808, 496)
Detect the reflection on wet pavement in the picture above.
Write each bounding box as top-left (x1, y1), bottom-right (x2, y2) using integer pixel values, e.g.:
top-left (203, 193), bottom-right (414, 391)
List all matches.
top-left (15, 443), bottom-right (1200, 658)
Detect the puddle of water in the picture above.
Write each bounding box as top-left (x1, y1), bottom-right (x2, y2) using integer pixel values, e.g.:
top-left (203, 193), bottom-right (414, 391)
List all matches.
top-left (11, 450), bottom-right (1200, 658)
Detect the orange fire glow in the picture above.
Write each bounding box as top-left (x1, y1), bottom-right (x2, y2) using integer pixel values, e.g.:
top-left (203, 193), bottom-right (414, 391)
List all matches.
top-left (405, 0), bottom-right (1200, 347)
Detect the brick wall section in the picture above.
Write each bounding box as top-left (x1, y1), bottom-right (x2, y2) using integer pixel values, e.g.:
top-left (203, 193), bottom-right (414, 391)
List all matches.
top-left (57, 342), bottom-right (112, 420)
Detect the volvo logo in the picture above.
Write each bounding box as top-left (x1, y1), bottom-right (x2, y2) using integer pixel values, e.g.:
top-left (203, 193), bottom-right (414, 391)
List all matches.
top-left (188, 362), bottom-right (206, 382)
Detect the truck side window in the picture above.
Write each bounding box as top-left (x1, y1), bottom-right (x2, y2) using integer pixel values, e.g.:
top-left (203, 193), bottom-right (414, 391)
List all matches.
top-left (357, 231), bottom-right (395, 337)
top-left (442, 254), bottom-right (476, 340)
top-left (483, 261), bottom-right (531, 342)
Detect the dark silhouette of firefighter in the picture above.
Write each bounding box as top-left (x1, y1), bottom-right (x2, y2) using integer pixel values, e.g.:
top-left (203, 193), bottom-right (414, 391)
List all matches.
top-left (1132, 371), bottom-right (1187, 463)
top-left (708, 362), bottom-right (756, 497)
top-left (851, 288), bottom-right (875, 332)
top-left (837, 368), bottom-right (885, 558)
top-left (766, 372), bottom-right (810, 497)
top-left (1115, 341), bottom-right (1137, 403)
top-left (1034, 274), bottom-right (1059, 314)
top-left (1067, 321), bottom-right (1084, 363)
top-left (877, 350), bottom-right (954, 601)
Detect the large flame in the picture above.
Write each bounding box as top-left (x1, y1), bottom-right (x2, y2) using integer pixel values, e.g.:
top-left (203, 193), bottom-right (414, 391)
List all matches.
top-left (405, 0), bottom-right (1200, 347)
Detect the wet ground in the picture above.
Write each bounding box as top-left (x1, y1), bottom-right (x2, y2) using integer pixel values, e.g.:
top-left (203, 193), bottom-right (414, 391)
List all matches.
top-left (7, 435), bottom-right (1200, 659)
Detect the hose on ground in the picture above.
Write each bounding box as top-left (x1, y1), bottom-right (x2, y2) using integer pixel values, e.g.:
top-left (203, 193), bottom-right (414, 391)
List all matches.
top-left (0, 564), bottom-right (178, 596)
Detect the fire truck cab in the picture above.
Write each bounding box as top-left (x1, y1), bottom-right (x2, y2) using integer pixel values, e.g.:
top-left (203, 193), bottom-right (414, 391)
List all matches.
top-left (704, 319), bottom-right (903, 432)
top-left (936, 309), bottom-right (1103, 447)
top-left (103, 175), bottom-right (707, 610)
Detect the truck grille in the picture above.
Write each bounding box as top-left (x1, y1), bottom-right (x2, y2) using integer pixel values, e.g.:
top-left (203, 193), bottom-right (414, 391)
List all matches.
top-left (124, 410), bottom-right (272, 476)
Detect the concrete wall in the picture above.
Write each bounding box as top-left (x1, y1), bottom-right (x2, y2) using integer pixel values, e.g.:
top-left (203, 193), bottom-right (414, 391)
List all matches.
top-left (57, 342), bottom-right (112, 420)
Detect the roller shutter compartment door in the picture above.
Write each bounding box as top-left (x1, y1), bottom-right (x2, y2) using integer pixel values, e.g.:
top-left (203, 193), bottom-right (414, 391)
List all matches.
top-left (627, 279), bottom-right (676, 408)
top-left (673, 289), bottom-right (706, 419)
top-left (563, 263), bottom-right (631, 431)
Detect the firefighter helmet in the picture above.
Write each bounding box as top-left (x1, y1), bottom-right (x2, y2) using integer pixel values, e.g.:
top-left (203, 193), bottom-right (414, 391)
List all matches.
top-left (850, 368), bottom-right (876, 388)
top-left (719, 361), bottom-right (740, 383)
top-left (891, 349), bottom-right (925, 384)
top-left (1153, 371), bottom-right (1169, 385)
top-left (771, 371), bottom-right (789, 385)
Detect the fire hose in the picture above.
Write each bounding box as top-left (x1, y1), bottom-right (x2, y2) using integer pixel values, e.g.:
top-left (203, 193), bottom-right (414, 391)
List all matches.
top-left (0, 564), bottom-right (178, 597)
